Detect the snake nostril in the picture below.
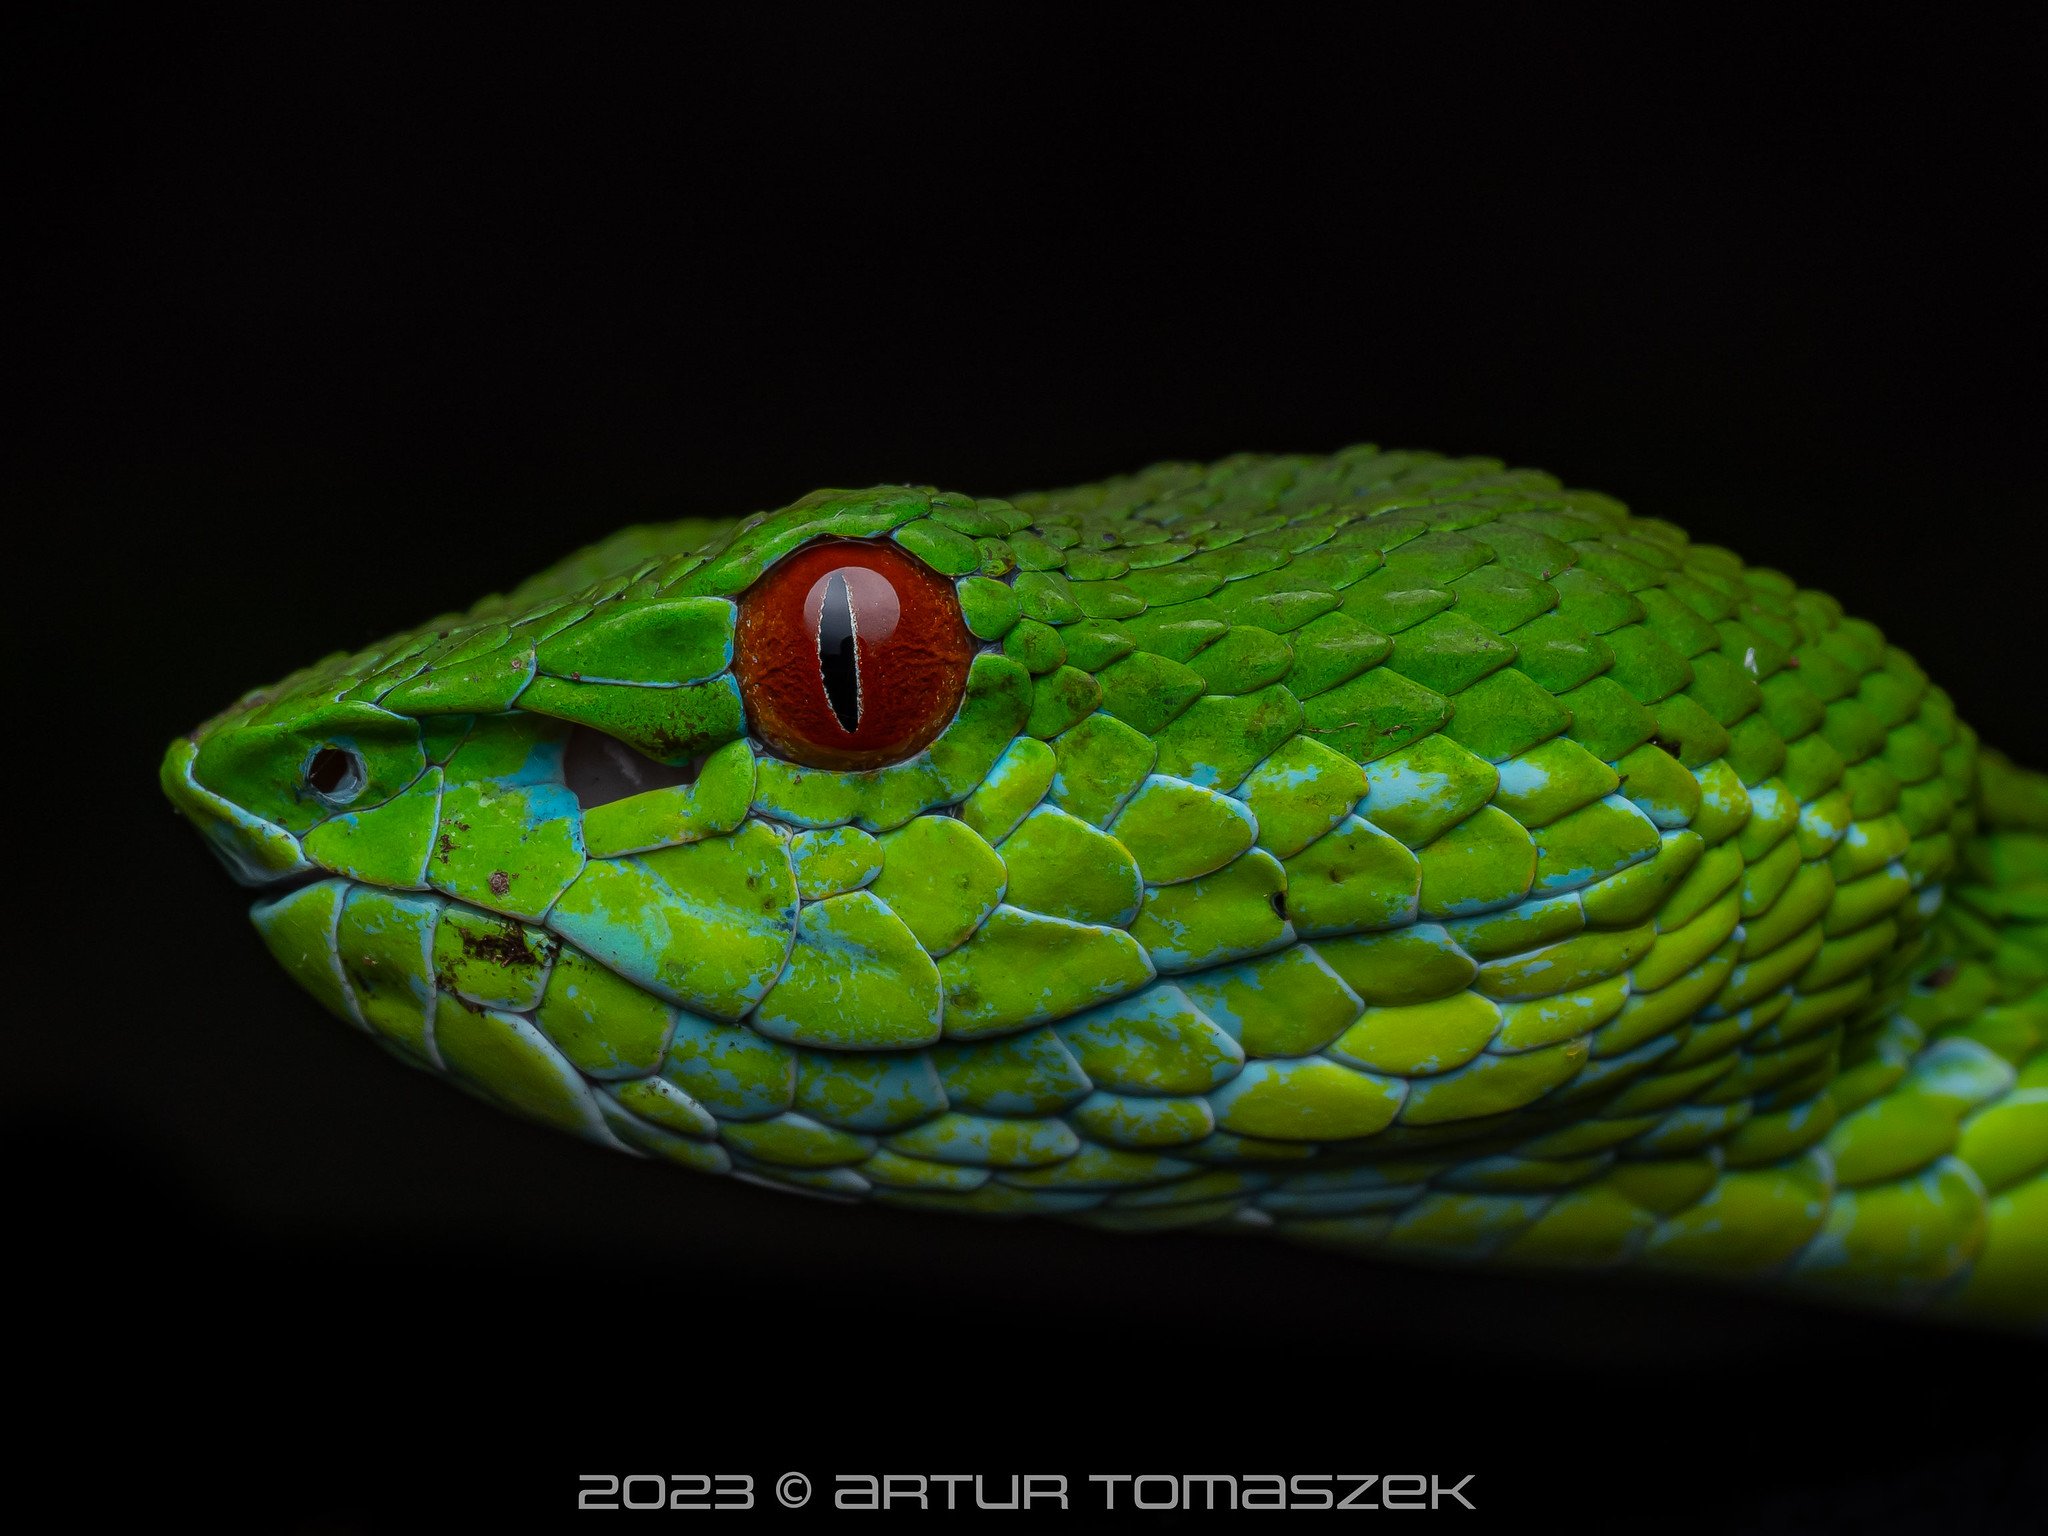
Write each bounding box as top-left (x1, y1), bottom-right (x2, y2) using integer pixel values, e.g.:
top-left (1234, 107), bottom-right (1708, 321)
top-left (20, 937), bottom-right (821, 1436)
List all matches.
top-left (563, 724), bottom-right (702, 811)
top-left (304, 745), bottom-right (364, 802)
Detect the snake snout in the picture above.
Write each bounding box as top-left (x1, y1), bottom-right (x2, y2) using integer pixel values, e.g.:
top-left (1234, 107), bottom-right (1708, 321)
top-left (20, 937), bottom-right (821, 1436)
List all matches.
top-left (160, 736), bottom-right (312, 889)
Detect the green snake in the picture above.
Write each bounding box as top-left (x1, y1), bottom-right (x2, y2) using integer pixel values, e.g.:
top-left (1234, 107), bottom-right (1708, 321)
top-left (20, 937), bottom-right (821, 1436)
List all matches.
top-left (161, 445), bottom-right (2047, 1326)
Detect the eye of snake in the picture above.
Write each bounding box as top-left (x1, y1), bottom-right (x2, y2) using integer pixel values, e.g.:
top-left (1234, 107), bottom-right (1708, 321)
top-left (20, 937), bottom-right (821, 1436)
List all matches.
top-left (732, 538), bottom-right (973, 771)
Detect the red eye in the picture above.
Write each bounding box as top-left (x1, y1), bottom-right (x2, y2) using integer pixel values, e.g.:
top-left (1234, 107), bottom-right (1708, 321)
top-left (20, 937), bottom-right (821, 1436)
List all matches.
top-left (733, 539), bottom-right (975, 771)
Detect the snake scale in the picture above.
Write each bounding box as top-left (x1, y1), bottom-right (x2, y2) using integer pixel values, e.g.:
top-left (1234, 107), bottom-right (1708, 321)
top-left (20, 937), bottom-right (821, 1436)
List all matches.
top-left (162, 446), bottom-right (2046, 1326)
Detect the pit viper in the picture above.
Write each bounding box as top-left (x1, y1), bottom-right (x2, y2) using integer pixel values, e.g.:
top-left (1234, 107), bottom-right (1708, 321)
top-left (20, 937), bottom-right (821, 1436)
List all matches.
top-left (161, 446), bottom-right (2047, 1326)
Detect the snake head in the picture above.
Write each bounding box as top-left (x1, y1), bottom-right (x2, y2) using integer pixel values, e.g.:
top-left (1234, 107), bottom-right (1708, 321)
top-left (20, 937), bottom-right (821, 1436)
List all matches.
top-left (156, 452), bottom-right (2045, 1326)
top-left (158, 483), bottom-right (1092, 1144)
top-left (158, 483), bottom-right (1061, 1042)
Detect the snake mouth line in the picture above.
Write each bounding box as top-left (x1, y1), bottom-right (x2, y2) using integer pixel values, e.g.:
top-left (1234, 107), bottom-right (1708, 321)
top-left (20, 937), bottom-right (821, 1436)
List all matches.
top-left (250, 862), bottom-right (334, 903)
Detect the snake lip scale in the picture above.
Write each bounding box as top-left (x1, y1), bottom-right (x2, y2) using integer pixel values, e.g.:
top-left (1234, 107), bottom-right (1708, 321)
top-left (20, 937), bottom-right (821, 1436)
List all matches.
top-left (162, 444), bottom-right (2048, 1329)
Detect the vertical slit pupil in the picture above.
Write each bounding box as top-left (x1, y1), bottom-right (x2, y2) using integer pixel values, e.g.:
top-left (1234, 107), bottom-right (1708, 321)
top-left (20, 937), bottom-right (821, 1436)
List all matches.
top-left (818, 570), bottom-right (861, 732)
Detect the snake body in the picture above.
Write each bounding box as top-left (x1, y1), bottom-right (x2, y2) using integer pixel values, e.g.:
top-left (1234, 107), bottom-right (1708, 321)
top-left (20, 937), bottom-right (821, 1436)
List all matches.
top-left (163, 446), bottom-right (2047, 1325)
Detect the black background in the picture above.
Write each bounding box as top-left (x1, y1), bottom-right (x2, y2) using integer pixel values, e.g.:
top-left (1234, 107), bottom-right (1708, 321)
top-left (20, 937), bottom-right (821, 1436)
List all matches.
top-left (13, 13), bottom-right (2046, 1532)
